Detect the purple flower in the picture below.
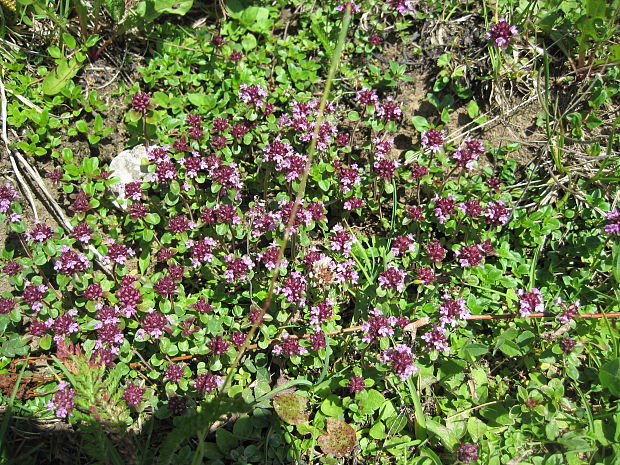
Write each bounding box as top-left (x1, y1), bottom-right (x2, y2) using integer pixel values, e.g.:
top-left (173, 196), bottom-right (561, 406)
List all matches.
top-left (54, 246), bottom-right (90, 275)
top-left (191, 297), bottom-right (214, 314)
top-left (485, 200), bottom-right (510, 226)
top-left (421, 129), bottom-right (445, 153)
top-left (457, 442), bottom-right (479, 463)
top-left (336, 1), bottom-right (361, 13)
top-left (71, 222), bottom-right (93, 244)
top-left (344, 197), bottom-right (364, 211)
top-left (194, 373), bottom-right (224, 394)
top-left (105, 242), bottom-right (134, 265)
top-left (516, 288), bottom-right (544, 317)
top-left (239, 84), bottom-right (268, 109)
top-left (369, 34), bottom-right (382, 46)
top-left (168, 395), bottom-right (187, 415)
top-left (154, 276), bottom-right (177, 297)
top-left (123, 383), bottom-right (146, 408)
top-left (433, 194), bottom-right (457, 223)
top-left (453, 138), bottom-right (484, 169)
top-left (559, 336), bottom-right (577, 354)
top-left (555, 297), bottom-right (580, 324)
top-left (165, 364), bottom-right (185, 383)
top-left (485, 18), bottom-right (518, 48)
top-left (231, 331), bottom-right (247, 348)
top-left (4, 260), bottom-right (21, 276)
top-left (0, 183), bottom-right (19, 213)
top-left (26, 223), bottom-right (54, 243)
top-left (426, 240), bottom-right (447, 263)
top-left (50, 310), bottom-right (79, 342)
top-left (330, 224), bottom-right (356, 257)
top-left (276, 271), bottom-right (307, 306)
top-left (0, 297), bottom-right (16, 315)
top-left (361, 308), bottom-right (397, 343)
top-left (307, 331), bottom-right (326, 350)
top-left (124, 182), bottom-right (142, 200)
top-left (460, 200), bottom-right (483, 218)
top-left (141, 310), bottom-right (172, 339)
top-left (129, 202), bottom-right (148, 220)
top-left (388, 0), bottom-right (414, 15)
top-left (421, 325), bottom-right (450, 352)
top-left (272, 333), bottom-right (307, 356)
top-left (378, 264), bottom-right (406, 292)
top-left (381, 345), bottom-right (418, 380)
top-left (228, 50), bottom-right (244, 61)
top-left (355, 88), bottom-right (379, 107)
top-left (132, 92), bottom-right (151, 112)
top-left (439, 295), bottom-right (470, 327)
top-left (309, 299), bottom-right (335, 327)
top-left (391, 234), bottom-right (415, 256)
top-left (46, 382), bottom-right (76, 418)
top-left (189, 238), bottom-right (217, 267)
top-left (337, 164), bottom-right (361, 194)
top-left (416, 267), bottom-right (436, 285)
top-left (259, 242), bottom-right (287, 271)
top-left (23, 282), bottom-right (48, 311)
top-left (348, 376), bottom-right (366, 393)
top-left (208, 336), bottom-right (230, 355)
top-left (406, 206), bottom-right (425, 221)
top-left (224, 255), bottom-right (254, 282)
top-left (605, 209), bottom-right (620, 235)
top-left (455, 244), bottom-right (485, 268)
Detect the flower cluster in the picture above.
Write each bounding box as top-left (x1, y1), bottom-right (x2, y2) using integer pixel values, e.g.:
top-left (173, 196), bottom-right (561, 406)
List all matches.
top-left (46, 382), bottom-right (77, 418)
top-left (516, 288), bottom-right (544, 317)
top-left (485, 18), bottom-right (518, 48)
top-left (380, 345), bottom-right (418, 380)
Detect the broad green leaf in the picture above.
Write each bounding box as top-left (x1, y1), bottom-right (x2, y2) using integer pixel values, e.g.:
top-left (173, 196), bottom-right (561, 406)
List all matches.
top-left (599, 358), bottom-right (620, 397)
top-left (104, 0), bottom-right (125, 21)
top-left (42, 59), bottom-right (81, 95)
top-left (154, 0), bottom-right (193, 15)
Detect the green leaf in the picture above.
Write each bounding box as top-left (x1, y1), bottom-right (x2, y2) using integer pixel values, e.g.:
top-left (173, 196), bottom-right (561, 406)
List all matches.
top-left (599, 358), bottom-right (620, 397)
top-left (460, 342), bottom-right (488, 361)
top-left (320, 394), bottom-right (344, 418)
top-left (369, 421), bottom-right (386, 439)
top-left (480, 403), bottom-right (514, 426)
top-left (411, 116), bottom-right (429, 132)
top-left (104, 0), bottom-right (126, 21)
top-left (468, 100), bottom-right (480, 119)
top-left (42, 59), bottom-right (81, 95)
top-left (159, 397), bottom-right (250, 464)
top-left (425, 419), bottom-right (458, 449)
top-left (39, 335), bottom-right (52, 350)
top-left (154, 0), bottom-right (193, 15)
top-left (241, 33), bottom-right (257, 51)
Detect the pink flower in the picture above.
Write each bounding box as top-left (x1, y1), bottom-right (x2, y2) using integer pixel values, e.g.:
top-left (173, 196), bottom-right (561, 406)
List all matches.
top-left (195, 373), bottom-right (223, 394)
top-left (438, 295), bottom-right (470, 327)
top-left (381, 345), bottom-right (418, 379)
top-left (361, 308), bottom-right (397, 343)
top-left (421, 325), bottom-right (450, 352)
top-left (433, 194), bottom-right (457, 223)
top-left (123, 383), bottom-right (146, 408)
top-left (47, 382), bottom-right (76, 418)
top-left (516, 288), bottom-right (544, 317)
top-left (421, 129), bottom-right (445, 153)
top-left (485, 18), bottom-right (518, 48)
top-left (276, 271), bottom-right (307, 306)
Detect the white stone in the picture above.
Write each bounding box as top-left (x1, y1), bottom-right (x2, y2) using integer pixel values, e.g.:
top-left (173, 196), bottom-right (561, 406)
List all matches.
top-left (108, 144), bottom-right (155, 207)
